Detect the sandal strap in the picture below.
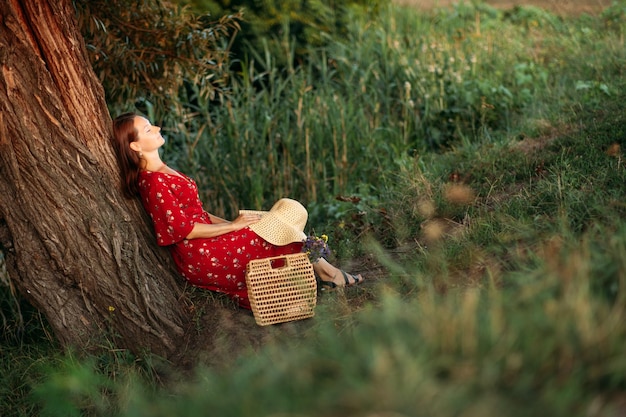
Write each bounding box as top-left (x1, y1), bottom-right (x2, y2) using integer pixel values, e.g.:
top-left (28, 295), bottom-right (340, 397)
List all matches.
top-left (341, 271), bottom-right (351, 286)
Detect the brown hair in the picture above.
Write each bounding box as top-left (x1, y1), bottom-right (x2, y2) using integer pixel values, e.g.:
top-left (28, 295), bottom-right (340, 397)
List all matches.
top-left (112, 112), bottom-right (141, 198)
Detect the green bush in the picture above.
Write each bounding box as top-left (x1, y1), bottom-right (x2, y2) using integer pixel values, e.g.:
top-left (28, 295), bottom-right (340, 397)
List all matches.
top-left (181, 0), bottom-right (390, 67)
top-left (76, 0), bottom-right (241, 111)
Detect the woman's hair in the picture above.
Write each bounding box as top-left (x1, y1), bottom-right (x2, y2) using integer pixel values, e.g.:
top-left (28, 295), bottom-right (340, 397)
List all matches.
top-left (112, 112), bottom-right (141, 198)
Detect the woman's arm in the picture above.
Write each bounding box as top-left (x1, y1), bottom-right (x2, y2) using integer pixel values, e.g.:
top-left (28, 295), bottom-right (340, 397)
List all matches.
top-left (207, 213), bottom-right (228, 224)
top-left (186, 213), bottom-right (261, 239)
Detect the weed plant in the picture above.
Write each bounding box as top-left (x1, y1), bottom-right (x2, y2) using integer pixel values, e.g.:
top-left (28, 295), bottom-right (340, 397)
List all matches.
top-left (2, 1), bottom-right (626, 416)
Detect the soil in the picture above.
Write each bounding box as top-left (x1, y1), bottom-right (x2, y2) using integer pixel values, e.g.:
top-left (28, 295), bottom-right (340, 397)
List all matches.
top-left (168, 258), bottom-right (382, 371)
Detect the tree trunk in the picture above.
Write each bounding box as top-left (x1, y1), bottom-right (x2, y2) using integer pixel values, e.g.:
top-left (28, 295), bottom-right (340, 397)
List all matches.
top-left (0, 0), bottom-right (187, 357)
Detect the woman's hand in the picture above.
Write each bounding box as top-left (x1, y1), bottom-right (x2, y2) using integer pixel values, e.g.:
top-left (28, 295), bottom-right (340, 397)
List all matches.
top-left (231, 213), bottom-right (262, 230)
top-left (185, 213), bottom-right (261, 240)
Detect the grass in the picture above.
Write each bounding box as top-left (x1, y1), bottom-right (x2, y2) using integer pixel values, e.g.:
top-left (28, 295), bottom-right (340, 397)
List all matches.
top-left (393, 0), bottom-right (614, 16)
top-left (2, 0), bottom-right (626, 415)
top-left (163, 0), bottom-right (578, 219)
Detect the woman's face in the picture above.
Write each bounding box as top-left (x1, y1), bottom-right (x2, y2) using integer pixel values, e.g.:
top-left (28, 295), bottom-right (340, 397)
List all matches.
top-left (131, 116), bottom-right (165, 153)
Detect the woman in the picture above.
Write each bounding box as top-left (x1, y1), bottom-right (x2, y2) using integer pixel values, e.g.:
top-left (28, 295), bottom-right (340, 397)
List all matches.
top-left (112, 112), bottom-right (363, 309)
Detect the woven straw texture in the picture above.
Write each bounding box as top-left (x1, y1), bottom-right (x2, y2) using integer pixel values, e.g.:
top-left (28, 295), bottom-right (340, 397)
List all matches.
top-left (247, 198), bottom-right (308, 246)
top-left (245, 253), bottom-right (317, 326)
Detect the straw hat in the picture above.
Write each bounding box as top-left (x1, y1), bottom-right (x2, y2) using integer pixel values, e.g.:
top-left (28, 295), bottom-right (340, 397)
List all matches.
top-left (246, 198), bottom-right (308, 246)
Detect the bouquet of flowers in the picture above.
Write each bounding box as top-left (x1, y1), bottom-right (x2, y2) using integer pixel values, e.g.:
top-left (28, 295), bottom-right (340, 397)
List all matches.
top-left (302, 234), bottom-right (330, 263)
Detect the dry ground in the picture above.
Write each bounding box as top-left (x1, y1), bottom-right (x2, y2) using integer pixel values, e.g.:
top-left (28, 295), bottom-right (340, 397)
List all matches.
top-left (170, 257), bottom-right (381, 371)
top-left (393, 0), bottom-right (613, 15)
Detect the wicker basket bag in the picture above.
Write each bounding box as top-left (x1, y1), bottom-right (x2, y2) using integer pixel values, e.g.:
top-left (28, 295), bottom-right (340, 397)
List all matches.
top-left (245, 253), bottom-right (317, 326)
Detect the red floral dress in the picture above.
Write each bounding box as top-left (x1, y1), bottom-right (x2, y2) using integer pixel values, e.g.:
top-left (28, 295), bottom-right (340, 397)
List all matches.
top-left (137, 170), bottom-right (303, 309)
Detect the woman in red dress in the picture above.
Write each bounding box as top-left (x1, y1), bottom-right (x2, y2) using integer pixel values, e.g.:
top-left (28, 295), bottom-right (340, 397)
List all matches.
top-left (112, 112), bottom-right (363, 309)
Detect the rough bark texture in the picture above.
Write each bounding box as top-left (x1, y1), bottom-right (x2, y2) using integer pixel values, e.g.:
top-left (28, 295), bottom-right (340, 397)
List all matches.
top-left (0, 0), bottom-right (187, 357)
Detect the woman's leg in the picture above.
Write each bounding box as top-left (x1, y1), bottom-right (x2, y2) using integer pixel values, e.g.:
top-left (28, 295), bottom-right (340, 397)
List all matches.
top-left (312, 258), bottom-right (363, 287)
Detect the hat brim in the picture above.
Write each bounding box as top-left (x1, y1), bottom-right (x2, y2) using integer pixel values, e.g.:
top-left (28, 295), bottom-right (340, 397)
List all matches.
top-left (245, 210), bottom-right (307, 246)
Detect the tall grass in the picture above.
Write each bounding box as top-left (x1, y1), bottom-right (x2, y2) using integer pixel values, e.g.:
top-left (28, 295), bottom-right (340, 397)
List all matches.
top-left (159, 1), bottom-right (618, 222)
top-left (28, 223), bottom-right (626, 417)
top-left (3, 1), bottom-right (626, 416)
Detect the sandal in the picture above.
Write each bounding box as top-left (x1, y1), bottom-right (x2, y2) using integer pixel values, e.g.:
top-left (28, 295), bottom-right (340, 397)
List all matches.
top-left (317, 270), bottom-right (363, 291)
top-left (342, 271), bottom-right (361, 286)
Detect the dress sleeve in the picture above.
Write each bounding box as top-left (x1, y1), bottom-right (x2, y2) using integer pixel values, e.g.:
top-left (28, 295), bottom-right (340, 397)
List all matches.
top-left (140, 175), bottom-right (196, 246)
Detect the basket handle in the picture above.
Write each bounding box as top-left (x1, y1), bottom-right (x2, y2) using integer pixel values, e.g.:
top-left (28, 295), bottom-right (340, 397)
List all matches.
top-left (269, 256), bottom-right (291, 270)
top-left (258, 253), bottom-right (309, 269)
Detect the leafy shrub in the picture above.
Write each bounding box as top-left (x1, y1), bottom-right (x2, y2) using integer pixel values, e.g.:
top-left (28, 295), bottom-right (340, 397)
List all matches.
top-left (502, 4), bottom-right (564, 29)
top-left (75, 0), bottom-right (241, 111)
top-left (601, 0), bottom-right (626, 29)
top-left (181, 0), bottom-right (390, 68)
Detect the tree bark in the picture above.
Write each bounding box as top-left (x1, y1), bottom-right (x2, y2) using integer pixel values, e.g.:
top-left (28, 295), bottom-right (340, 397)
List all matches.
top-left (0, 0), bottom-right (187, 357)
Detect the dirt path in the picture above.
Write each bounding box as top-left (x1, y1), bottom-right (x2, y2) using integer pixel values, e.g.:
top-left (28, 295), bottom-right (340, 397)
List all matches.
top-left (392, 0), bottom-right (613, 15)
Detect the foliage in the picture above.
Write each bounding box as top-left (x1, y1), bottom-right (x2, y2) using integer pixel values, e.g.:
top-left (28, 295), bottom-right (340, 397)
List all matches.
top-left (74, 0), bottom-right (623, 221)
top-left (24, 222), bottom-right (626, 417)
top-left (179, 0), bottom-right (390, 67)
top-left (73, 0), bottom-right (242, 112)
top-left (3, 1), bottom-right (626, 416)
top-left (0, 282), bottom-right (58, 417)
top-left (154, 1), bottom-right (611, 224)
top-left (601, 0), bottom-right (626, 28)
